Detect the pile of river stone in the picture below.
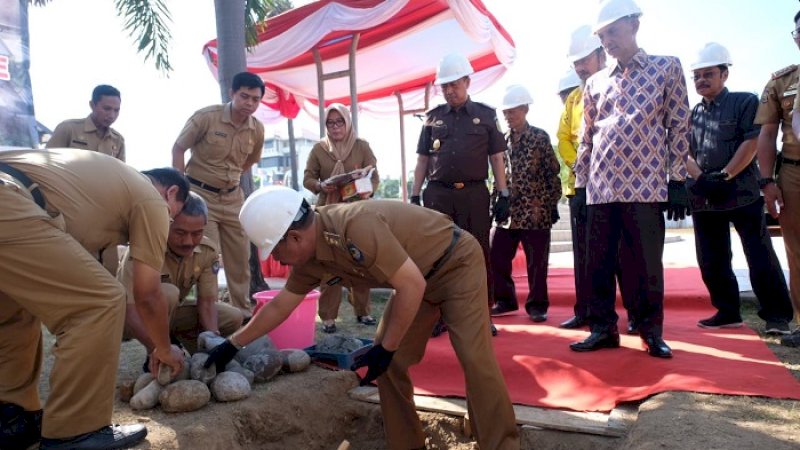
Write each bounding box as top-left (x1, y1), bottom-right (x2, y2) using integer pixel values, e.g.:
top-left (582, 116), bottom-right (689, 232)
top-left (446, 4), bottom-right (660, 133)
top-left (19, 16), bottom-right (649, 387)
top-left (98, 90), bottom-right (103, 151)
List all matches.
top-left (119, 331), bottom-right (311, 412)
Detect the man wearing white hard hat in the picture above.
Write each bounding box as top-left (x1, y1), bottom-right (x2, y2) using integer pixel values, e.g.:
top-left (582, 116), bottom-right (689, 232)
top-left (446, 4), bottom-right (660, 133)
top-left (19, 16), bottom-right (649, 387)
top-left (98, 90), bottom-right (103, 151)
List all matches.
top-left (410, 52), bottom-right (510, 337)
top-left (489, 85), bottom-right (561, 322)
top-left (203, 186), bottom-right (520, 450)
top-left (570, 0), bottom-right (691, 358)
top-left (557, 68), bottom-right (581, 104)
top-left (758, 9), bottom-right (800, 347)
top-left (686, 43), bottom-right (793, 335)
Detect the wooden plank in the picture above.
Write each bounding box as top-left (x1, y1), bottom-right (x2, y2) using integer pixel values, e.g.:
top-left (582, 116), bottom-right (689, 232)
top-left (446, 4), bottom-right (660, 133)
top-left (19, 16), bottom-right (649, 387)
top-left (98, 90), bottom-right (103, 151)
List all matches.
top-left (348, 387), bottom-right (637, 437)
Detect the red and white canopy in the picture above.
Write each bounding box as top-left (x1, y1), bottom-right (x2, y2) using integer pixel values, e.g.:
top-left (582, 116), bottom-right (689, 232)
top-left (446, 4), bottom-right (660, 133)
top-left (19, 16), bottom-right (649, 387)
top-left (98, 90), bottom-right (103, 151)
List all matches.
top-left (202, 0), bottom-right (515, 124)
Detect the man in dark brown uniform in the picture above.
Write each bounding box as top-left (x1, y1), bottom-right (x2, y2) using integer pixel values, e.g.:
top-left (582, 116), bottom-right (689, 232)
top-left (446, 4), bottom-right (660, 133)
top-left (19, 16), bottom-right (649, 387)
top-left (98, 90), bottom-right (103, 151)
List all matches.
top-left (756, 9), bottom-right (800, 346)
top-left (172, 72), bottom-right (266, 319)
top-left (204, 186), bottom-right (519, 450)
top-left (0, 149), bottom-right (187, 449)
top-left (410, 52), bottom-right (510, 336)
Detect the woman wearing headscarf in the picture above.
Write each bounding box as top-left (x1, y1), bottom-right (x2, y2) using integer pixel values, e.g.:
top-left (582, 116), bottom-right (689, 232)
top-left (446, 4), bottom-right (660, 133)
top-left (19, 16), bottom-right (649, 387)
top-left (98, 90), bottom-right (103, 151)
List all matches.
top-left (303, 103), bottom-right (380, 333)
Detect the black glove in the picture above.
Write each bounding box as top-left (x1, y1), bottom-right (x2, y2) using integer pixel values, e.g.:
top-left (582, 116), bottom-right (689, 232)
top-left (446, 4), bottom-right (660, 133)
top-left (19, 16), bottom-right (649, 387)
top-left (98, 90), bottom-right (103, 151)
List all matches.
top-left (689, 171), bottom-right (734, 205)
top-left (493, 195), bottom-right (510, 223)
top-left (550, 205), bottom-right (560, 224)
top-left (666, 180), bottom-right (691, 221)
top-left (203, 339), bottom-right (239, 372)
top-left (410, 195), bottom-right (421, 206)
top-left (350, 343), bottom-right (395, 386)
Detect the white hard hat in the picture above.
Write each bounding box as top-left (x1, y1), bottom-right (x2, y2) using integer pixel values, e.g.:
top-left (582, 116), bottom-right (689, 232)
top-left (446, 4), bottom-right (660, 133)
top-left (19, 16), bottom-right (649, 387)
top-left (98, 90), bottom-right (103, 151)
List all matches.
top-left (568, 25), bottom-right (602, 62)
top-left (593, 0), bottom-right (642, 33)
top-left (435, 53), bottom-right (475, 85)
top-left (690, 42), bottom-right (732, 71)
top-left (558, 68), bottom-right (582, 94)
top-left (239, 185), bottom-right (307, 259)
top-left (501, 85), bottom-right (533, 111)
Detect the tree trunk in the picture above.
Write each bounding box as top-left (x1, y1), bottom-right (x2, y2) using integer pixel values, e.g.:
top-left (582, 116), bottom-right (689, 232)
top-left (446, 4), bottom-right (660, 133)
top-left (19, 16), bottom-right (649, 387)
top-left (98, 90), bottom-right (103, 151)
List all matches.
top-left (213, 0), bottom-right (269, 295)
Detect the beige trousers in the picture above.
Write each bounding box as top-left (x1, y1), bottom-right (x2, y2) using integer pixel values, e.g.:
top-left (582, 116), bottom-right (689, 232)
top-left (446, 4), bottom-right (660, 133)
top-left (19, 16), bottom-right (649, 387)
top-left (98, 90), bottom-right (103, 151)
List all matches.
top-left (159, 284), bottom-right (243, 352)
top-left (317, 282), bottom-right (371, 321)
top-left (778, 164), bottom-right (800, 322)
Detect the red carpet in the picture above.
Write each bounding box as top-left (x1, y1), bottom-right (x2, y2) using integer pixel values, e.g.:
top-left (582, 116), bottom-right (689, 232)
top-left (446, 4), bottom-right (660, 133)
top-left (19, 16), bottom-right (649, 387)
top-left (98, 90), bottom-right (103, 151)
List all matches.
top-left (408, 267), bottom-right (800, 412)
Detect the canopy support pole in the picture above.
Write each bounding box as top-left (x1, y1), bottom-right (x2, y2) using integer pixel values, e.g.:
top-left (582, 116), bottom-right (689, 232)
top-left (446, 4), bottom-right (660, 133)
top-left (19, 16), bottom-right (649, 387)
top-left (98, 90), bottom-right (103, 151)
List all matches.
top-left (312, 33), bottom-right (361, 138)
top-left (395, 83), bottom-right (432, 203)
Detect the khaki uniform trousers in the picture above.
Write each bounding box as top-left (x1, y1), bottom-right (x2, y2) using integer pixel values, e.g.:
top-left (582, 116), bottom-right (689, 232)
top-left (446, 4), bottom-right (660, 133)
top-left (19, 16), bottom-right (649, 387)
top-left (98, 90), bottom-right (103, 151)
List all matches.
top-left (191, 186), bottom-right (252, 315)
top-left (159, 284), bottom-right (244, 353)
top-left (317, 282), bottom-right (371, 321)
top-left (0, 185), bottom-right (125, 439)
top-left (778, 164), bottom-right (800, 322)
top-left (375, 233), bottom-right (519, 450)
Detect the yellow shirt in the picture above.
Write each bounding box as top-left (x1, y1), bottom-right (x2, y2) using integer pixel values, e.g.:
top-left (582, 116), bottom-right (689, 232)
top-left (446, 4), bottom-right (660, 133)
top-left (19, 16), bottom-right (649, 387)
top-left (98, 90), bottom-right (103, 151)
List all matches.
top-left (556, 86), bottom-right (583, 196)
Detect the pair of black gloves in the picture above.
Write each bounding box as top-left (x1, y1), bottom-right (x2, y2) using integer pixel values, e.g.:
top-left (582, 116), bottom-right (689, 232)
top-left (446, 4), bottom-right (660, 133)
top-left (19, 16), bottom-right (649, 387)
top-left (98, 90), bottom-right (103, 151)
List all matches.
top-left (204, 340), bottom-right (395, 386)
top-left (410, 194), bottom-right (511, 223)
top-left (571, 181), bottom-right (692, 221)
top-left (688, 171), bottom-right (734, 206)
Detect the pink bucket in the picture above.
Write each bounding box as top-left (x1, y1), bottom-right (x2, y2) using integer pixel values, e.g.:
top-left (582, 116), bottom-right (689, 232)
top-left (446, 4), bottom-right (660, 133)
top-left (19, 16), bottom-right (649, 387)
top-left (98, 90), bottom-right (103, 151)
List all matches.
top-left (253, 289), bottom-right (320, 349)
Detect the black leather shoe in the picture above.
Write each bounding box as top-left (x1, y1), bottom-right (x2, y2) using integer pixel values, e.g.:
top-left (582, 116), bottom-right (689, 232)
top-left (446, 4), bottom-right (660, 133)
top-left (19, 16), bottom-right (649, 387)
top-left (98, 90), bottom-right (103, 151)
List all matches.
top-left (431, 319), bottom-right (448, 338)
top-left (40, 424), bottom-right (147, 450)
top-left (490, 321), bottom-right (498, 337)
top-left (642, 335), bottom-right (672, 358)
top-left (626, 319), bottom-right (639, 335)
top-left (570, 329), bottom-right (620, 352)
top-left (1, 403), bottom-right (41, 450)
top-left (560, 316), bottom-right (587, 329)
top-left (490, 303), bottom-right (518, 317)
top-left (528, 311), bottom-right (547, 323)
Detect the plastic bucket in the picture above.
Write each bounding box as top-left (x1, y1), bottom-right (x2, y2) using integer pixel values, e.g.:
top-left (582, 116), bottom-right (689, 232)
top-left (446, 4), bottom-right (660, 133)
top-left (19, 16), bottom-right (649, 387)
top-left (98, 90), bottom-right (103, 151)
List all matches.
top-left (252, 289), bottom-right (319, 349)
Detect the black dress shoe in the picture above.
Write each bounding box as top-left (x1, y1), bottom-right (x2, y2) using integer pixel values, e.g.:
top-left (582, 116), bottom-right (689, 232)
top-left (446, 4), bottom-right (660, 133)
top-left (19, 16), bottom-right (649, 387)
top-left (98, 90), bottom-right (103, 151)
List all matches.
top-left (570, 329), bottom-right (620, 352)
top-left (490, 303), bottom-right (519, 317)
top-left (491, 322), bottom-right (498, 337)
top-left (1, 403), bottom-right (41, 450)
top-left (431, 319), bottom-right (448, 338)
top-left (528, 311), bottom-right (547, 323)
top-left (40, 424), bottom-right (147, 450)
top-left (642, 335), bottom-right (672, 358)
top-left (627, 319), bottom-right (639, 335)
top-left (560, 316), bottom-right (587, 329)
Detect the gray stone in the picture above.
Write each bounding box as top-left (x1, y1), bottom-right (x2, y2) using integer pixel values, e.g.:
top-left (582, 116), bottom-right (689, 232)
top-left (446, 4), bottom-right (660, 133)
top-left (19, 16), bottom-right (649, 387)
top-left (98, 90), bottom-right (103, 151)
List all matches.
top-left (197, 331), bottom-right (226, 352)
top-left (224, 359), bottom-right (242, 372)
top-left (233, 335), bottom-right (276, 364)
top-left (189, 352), bottom-right (216, 385)
top-left (210, 371), bottom-right (251, 402)
top-left (159, 380), bottom-right (211, 413)
top-left (133, 373), bottom-right (154, 395)
top-left (226, 366), bottom-right (255, 386)
top-left (317, 335), bottom-right (365, 354)
top-left (130, 379), bottom-right (162, 410)
top-left (280, 349), bottom-right (311, 373)
top-left (243, 351), bottom-right (282, 383)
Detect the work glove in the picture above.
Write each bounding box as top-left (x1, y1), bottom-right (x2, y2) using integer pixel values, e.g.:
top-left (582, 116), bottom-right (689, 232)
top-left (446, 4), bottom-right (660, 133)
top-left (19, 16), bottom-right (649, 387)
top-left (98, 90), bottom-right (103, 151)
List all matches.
top-left (689, 171), bottom-right (734, 205)
top-left (203, 339), bottom-right (240, 372)
top-left (350, 343), bottom-right (395, 386)
top-left (665, 180), bottom-right (691, 221)
top-left (410, 195), bottom-right (421, 206)
top-left (493, 195), bottom-right (510, 223)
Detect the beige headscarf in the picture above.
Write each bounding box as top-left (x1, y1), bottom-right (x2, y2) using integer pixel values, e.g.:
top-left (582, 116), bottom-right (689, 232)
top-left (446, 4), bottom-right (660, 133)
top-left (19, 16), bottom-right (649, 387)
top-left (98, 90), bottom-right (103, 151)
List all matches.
top-left (320, 103), bottom-right (357, 204)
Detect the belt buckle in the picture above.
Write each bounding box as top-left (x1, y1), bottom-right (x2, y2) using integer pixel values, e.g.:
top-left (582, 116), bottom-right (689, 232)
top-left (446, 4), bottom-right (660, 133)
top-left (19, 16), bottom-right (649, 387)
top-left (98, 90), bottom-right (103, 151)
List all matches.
top-left (453, 182), bottom-right (465, 189)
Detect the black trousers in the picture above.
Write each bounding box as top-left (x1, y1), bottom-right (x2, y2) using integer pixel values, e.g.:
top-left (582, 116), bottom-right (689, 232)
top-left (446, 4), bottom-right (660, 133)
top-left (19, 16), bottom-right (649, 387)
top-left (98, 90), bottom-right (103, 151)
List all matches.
top-left (586, 202), bottom-right (665, 336)
top-left (423, 182), bottom-right (492, 306)
top-left (490, 227), bottom-right (550, 314)
top-left (570, 195), bottom-right (637, 321)
top-left (692, 198), bottom-right (793, 322)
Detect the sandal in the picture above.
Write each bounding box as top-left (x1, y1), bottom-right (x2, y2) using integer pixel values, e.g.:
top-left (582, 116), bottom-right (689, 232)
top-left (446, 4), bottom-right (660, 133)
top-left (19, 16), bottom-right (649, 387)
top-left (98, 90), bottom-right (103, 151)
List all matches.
top-left (322, 322), bottom-right (337, 334)
top-left (357, 315), bottom-right (377, 326)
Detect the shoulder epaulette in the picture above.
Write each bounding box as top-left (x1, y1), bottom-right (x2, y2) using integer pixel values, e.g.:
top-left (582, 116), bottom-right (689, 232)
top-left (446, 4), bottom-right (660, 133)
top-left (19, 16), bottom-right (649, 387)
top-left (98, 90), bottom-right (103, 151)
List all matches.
top-left (772, 64), bottom-right (798, 80)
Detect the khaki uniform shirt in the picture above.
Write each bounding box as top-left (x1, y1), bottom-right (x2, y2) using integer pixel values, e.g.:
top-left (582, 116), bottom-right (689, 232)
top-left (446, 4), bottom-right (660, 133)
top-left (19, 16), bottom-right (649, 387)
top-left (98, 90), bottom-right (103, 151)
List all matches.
top-left (175, 103), bottom-right (265, 190)
top-left (416, 98), bottom-right (506, 183)
top-left (284, 201), bottom-right (455, 295)
top-left (119, 237), bottom-right (220, 303)
top-left (46, 116), bottom-right (126, 161)
top-left (303, 139), bottom-right (380, 206)
top-left (0, 148), bottom-right (168, 271)
top-left (755, 64), bottom-right (800, 159)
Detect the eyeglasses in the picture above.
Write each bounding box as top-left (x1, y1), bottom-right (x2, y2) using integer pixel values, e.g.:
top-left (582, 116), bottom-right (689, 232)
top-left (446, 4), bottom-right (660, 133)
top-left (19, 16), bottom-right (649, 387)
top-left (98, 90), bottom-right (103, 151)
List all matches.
top-left (792, 29), bottom-right (800, 39)
top-left (325, 118), bottom-right (346, 129)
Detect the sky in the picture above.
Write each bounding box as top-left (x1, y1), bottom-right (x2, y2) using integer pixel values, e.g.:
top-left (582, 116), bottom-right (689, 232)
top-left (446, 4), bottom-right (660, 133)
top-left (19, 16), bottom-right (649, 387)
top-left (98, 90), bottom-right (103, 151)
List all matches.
top-left (27, 0), bottom-right (800, 178)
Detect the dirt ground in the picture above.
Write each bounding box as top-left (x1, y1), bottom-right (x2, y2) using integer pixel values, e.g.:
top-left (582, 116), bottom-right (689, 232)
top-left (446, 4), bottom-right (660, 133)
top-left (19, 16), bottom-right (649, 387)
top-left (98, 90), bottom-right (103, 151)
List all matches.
top-left (37, 290), bottom-right (800, 449)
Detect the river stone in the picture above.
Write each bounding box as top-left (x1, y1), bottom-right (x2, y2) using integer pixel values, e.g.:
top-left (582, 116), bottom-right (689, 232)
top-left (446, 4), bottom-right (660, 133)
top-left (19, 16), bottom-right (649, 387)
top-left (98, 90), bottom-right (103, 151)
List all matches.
top-left (197, 331), bottom-right (227, 352)
top-left (118, 379), bottom-right (135, 403)
top-left (226, 366), bottom-right (255, 386)
top-left (133, 373), bottom-right (154, 395)
top-left (210, 371), bottom-right (251, 402)
top-left (224, 359), bottom-right (242, 371)
top-left (130, 379), bottom-right (162, 410)
top-left (234, 335), bottom-right (276, 364)
top-left (280, 349), bottom-right (311, 373)
top-left (243, 351), bottom-right (282, 383)
top-left (159, 380), bottom-right (211, 413)
top-left (317, 335), bottom-right (364, 354)
top-left (189, 353), bottom-right (216, 384)
top-left (175, 354), bottom-right (192, 381)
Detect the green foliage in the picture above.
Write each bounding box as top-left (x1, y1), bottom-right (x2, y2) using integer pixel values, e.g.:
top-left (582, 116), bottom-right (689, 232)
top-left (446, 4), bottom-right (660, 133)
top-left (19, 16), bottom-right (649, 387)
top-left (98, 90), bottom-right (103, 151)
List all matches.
top-left (376, 178), bottom-right (400, 199)
top-left (114, 0), bottom-right (173, 74)
top-left (245, 0), bottom-right (292, 48)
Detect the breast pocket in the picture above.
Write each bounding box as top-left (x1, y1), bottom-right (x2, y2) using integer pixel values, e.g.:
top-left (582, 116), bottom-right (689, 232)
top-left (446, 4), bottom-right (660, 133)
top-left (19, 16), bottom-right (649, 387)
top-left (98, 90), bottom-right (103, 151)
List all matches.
top-left (202, 131), bottom-right (231, 159)
top-left (718, 120), bottom-right (738, 141)
top-left (465, 125), bottom-right (489, 157)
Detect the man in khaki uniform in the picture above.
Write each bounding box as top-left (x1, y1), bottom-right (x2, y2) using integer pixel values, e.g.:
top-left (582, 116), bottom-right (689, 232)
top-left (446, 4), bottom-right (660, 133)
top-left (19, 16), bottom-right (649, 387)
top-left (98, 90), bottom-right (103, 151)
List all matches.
top-left (204, 187), bottom-right (519, 450)
top-left (172, 72), bottom-right (265, 318)
top-left (756, 9), bottom-right (800, 346)
top-left (46, 84), bottom-right (126, 161)
top-left (120, 192), bottom-right (244, 355)
top-left (0, 149), bottom-right (187, 449)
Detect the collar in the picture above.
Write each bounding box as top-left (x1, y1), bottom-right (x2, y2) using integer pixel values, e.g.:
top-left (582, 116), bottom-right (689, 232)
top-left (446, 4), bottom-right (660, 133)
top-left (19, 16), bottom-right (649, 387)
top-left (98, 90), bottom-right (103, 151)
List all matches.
top-left (83, 116), bottom-right (101, 134)
top-left (506, 122), bottom-right (531, 140)
top-left (701, 87), bottom-right (729, 110)
top-left (314, 213), bottom-right (336, 263)
top-left (442, 97), bottom-right (476, 115)
top-left (610, 48), bottom-right (647, 75)
top-left (222, 103), bottom-right (254, 130)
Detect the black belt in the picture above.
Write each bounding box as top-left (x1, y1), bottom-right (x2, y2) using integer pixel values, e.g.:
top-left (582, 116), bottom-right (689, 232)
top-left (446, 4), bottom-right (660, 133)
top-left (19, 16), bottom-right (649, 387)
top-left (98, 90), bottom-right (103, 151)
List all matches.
top-left (781, 156), bottom-right (800, 166)
top-left (428, 180), bottom-right (485, 190)
top-left (426, 227), bottom-right (462, 280)
top-left (0, 162), bottom-right (46, 209)
top-left (187, 176), bottom-right (238, 194)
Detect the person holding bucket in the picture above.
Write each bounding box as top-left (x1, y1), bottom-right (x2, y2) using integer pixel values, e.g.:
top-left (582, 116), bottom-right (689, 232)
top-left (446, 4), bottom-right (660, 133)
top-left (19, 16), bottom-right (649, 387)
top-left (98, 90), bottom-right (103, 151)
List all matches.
top-left (203, 186), bottom-right (519, 450)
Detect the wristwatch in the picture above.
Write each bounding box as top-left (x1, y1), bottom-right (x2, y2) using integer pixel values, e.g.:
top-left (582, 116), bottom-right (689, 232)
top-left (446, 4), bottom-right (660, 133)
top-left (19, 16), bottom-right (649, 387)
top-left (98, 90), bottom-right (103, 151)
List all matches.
top-left (499, 188), bottom-right (510, 197)
top-left (758, 177), bottom-right (775, 188)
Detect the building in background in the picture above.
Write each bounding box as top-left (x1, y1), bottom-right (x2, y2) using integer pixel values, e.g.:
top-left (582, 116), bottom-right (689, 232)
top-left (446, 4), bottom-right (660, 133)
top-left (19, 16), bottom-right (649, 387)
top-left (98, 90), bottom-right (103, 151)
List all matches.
top-left (254, 126), bottom-right (317, 197)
